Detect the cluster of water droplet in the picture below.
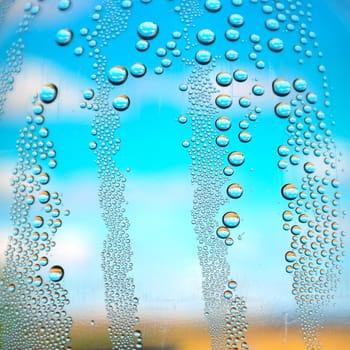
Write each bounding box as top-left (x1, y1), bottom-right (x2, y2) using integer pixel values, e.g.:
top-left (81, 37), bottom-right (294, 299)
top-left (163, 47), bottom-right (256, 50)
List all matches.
top-left (275, 75), bottom-right (344, 349)
top-left (48, 1), bottom-right (345, 349)
top-left (0, 1), bottom-right (43, 115)
top-left (0, 84), bottom-right (72, 349)
top-left (57, 2), bottom-right (142, 348)
top-left (178, 63), bottom-right (250, 349)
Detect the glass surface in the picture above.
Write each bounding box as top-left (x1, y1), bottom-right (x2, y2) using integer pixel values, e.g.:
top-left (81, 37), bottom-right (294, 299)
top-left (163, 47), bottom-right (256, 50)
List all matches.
top-left (0, 1), bottom-right (349, 349)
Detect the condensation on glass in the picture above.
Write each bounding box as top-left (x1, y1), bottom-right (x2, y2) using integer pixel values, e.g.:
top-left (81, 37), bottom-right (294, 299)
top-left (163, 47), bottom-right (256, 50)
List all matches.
top-left (0, 1), bottom-right (347, 350)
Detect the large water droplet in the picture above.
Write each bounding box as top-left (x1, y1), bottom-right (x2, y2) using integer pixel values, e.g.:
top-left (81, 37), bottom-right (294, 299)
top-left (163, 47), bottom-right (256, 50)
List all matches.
top-left (281, 184), bottom-right (298, 200)
top-left (265, 18), bottom-right (280, 31)
top-left (204, 0), bottom-right (222, 12)
top-left (49, 265), bottom-right (64, 282)
top-left (58, 0), bottom-right (71, 11)
top-left (228, 13), bottom-right (245, 27)
top-left (215, 116), bottom-right (231, 130)
top-left (195, 50), bottom-right (212, 65)
top-left (227, 183), bottom-right (243, 199)
top-left (216, 226), bottom-right (230, 239)
top-left (233, 69), bottom-right (248, 82)
top-left (293, 78), bottom-right (307, 92)
top-left (130, 63), bottom-right (147, 78)
top-left (197, 29), bottom-right (216, 45)
top-left (285, 251), bottom-right (297, 263)
top-left (112, 95), bottom-right (130, 111)
top-left (215, 94), bottom-right (232, 108)
top-left (228, 151), bottom-right (245, 166)
top-left (108, 66), bottom-right (128, 85)
top-left (272, 79), bottom-right (291, 96)
top-left (137, 21), bottom-right (159, 39)
top-left (40, 84), bottom-right (58, 103)
top-left (222, 211), bottom-right (240, 228)
top-left (275, 102), bottom-right (291, 118)
top-left (216, 72), bottom-right (233, 86)
top-left (56, 29), bottom-right (73, 46)
top-left (268, 38), bottom-right (284, 52)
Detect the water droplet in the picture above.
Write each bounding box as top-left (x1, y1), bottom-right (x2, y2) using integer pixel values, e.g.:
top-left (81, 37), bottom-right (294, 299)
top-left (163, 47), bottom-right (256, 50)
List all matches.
top-left (228, 151), bottom-right (245, 166)
top-left (238, 131), bottom-right (252, 142)
top-left (215, 94), bottom-right (232, 108)
top-left (215, 116), bottom-right (231, 130)
top-left (40, 84), bottom-right (58, 103)
top-left (216, 135), bottom-right (230, 147)
top-left (275, 102), bottom-right (291, 118)
top-left (130, 63), bottom-right (147, 78)
top-left (121, 0), bottom-right (133, 9)
top-left (223, 166), bottom-right (234, 176)
top-left (227, 183), bottom-right (243, 199)
top-left (197, 29), bottom-right (216, 45)
top-left (108, 66), bottom-right (128, 85)
top-left (216, 226), bottom-right (230, 239)
top-left (231, 0), bottom-right (242, 5)
top-left (304, 162), bottom-right (315, 173)
top-left (285, 251), bottom-right (297, 263)
top-left (137, 21), bottom-right (159, 39)
top-left (239, 97), bottom-right (251, 108)
top-left (33, 276), bottom-right (43, 287)
top-left (178, 115), bottom-right (188, 124)
top-left (233, 69), bottom-right (248, 82)
top-left (49, 265), bottom-right (64, 282)
top-left (252, 84), bottom-right (264, 96)
top-left (83, 88), bottom-right (94, 100)
top-left (216, 72), bottom-right (232, 86)
top-left (39, 191), bottom-right (50, 204)
top-left (195, 50), bottom-right (212, 65)
top-left (306, 92), bottom-right (318, 104)
top-left (228, 280), bottom-right (237, 289)
top-left (265, 18), bottom-right (280, 31)
top-left (112, 95), bottom-right (130, 111)
top-left (33, 216), bottom-right (44, 228)
top-left (225, 49), bottom-right (239, 61)
top-left (56, 29), bottom-right (73, 46)
top-left (268, 38), bottom-right (284, 52)
top-left (282, 210), bottom-right (293, 222)
top-left (272, 78), bottom-right (291, 96)
top-left (58, 0), bottom-right (71, 11)
top-left (136, 39), bottom-right (149, 51)
top-left (225, 29), bottom-right (240, 41)
top-left (204, 0), bottom-right (222, 12)
top-left (281, 184), bottom-right (298, 200)
top-left (224, 290), bottom-right (233, 299)
top-left (228, 13), bottom-right (245, 27)
top-left (293, 78), bottom-right (307, 92)
top-left (222, 211), bottom-right (240, 228)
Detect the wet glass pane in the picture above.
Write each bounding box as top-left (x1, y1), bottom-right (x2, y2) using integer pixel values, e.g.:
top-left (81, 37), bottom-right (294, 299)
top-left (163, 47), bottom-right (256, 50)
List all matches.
top-left (0, 1), bottom-right (349, 349)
